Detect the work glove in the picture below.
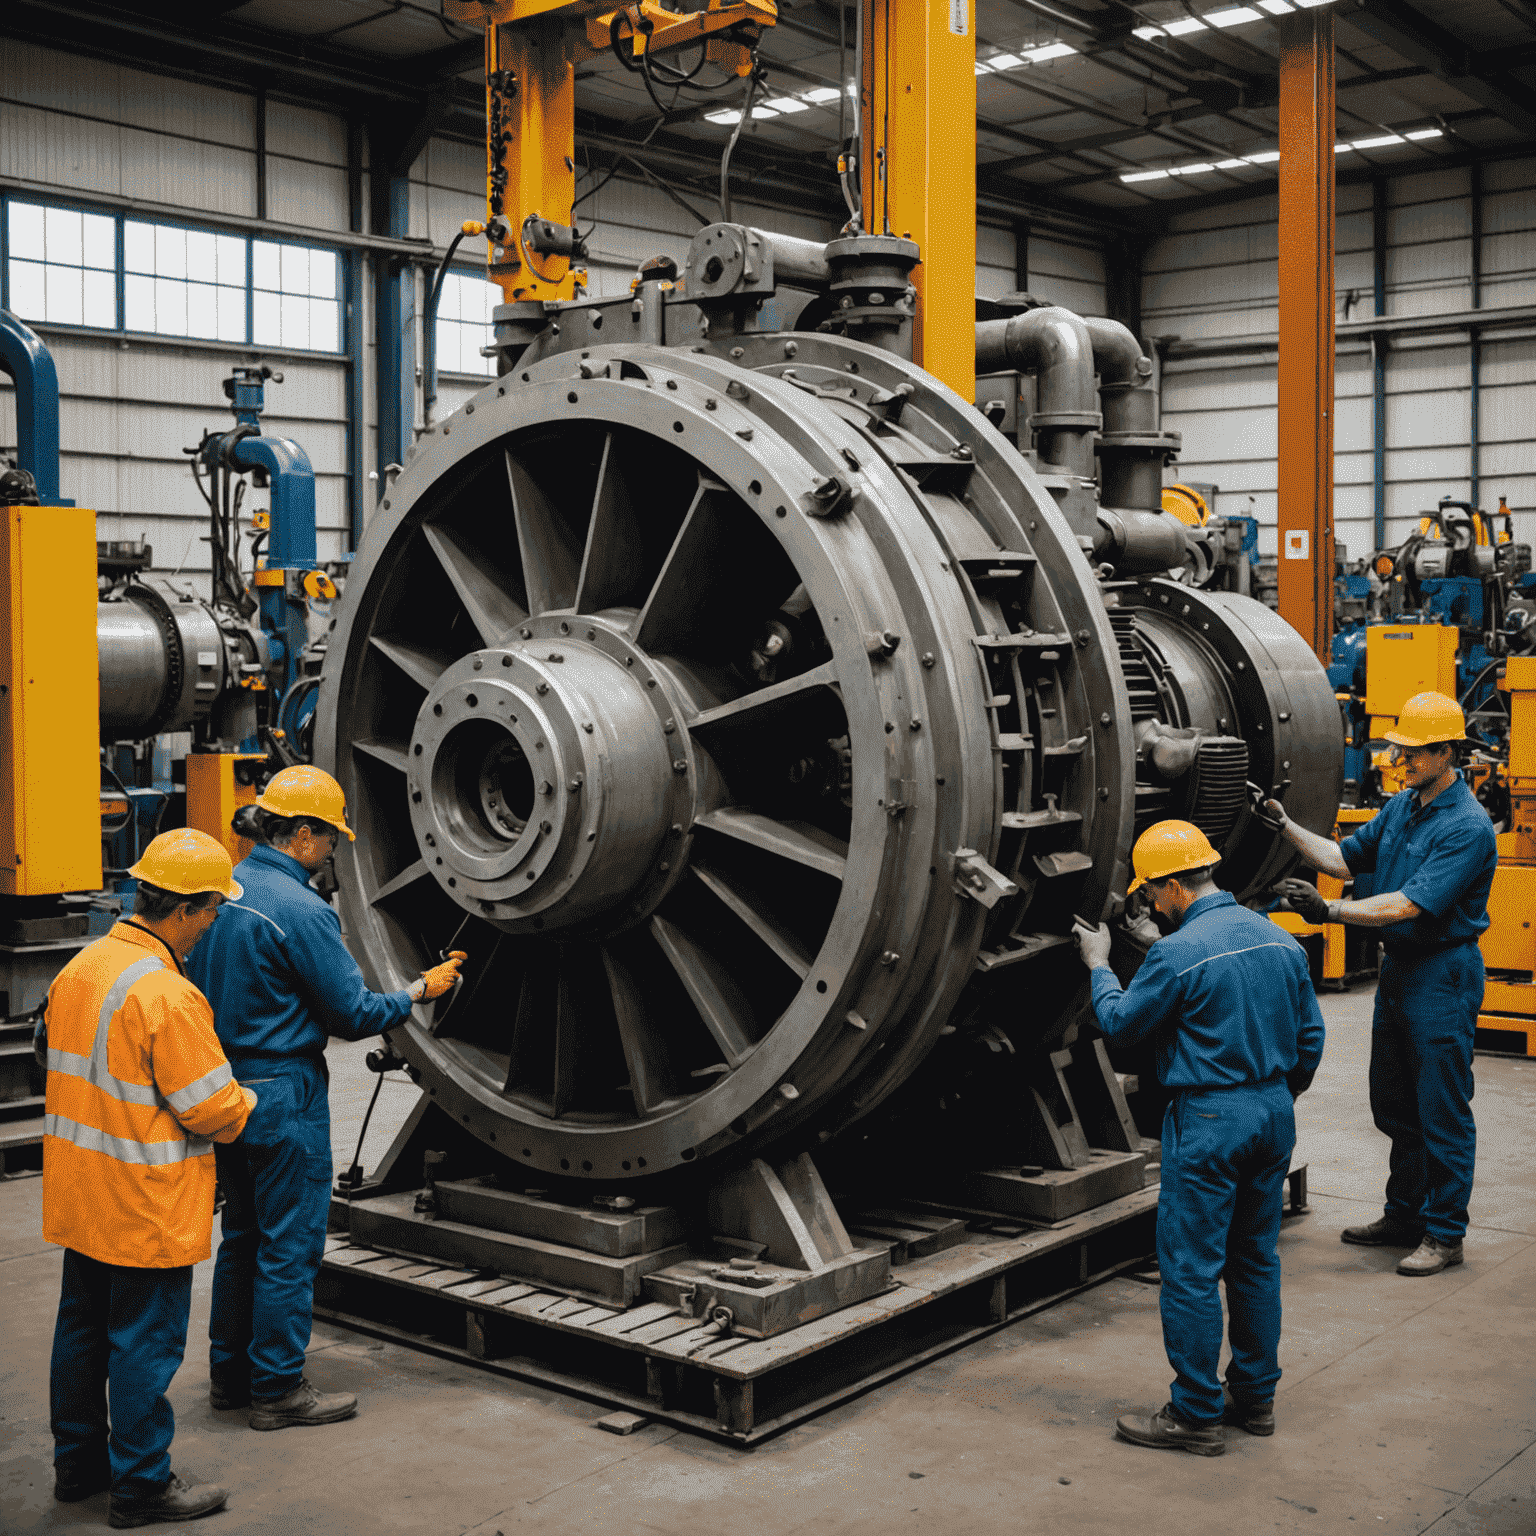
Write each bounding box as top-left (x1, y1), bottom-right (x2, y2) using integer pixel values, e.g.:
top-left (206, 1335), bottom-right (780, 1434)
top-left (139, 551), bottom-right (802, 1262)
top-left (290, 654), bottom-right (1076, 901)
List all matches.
top-left (410, 950), bottom-right (467, 1003)
top-left (1072, 919), bottom-right (1113, 972)
top-left (1275, 878), bottom-right (1330, 926)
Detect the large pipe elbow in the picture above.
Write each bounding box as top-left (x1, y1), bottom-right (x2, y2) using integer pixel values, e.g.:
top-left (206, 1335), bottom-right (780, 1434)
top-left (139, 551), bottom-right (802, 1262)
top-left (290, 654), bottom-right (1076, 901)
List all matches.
top-left (975, 307), bottom-right (1100, 477)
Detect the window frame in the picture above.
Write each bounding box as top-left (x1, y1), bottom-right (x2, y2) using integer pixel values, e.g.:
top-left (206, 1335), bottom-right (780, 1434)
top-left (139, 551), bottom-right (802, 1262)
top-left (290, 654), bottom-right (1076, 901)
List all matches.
top-left (434, 262), bottom-right (502, 381)
top-left (1, 192), bottom-right (345, 357)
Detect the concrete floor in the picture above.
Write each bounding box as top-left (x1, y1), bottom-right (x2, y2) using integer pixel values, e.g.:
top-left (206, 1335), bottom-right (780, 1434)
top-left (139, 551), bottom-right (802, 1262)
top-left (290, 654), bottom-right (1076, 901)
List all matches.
top-left (3, 984), bottom-right (1534, 1535)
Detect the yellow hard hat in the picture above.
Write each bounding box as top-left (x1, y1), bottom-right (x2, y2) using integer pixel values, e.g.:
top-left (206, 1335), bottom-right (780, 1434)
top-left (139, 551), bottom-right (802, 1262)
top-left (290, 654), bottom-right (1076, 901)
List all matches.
top-left (1382, 690), bottom-right (1465, 747)
top-left (254, 764), bottom-right (357, 841)
top-left (1127, 819), bottom-right (1220, 894)
top-left (128, 828), bottom-right (243, 900)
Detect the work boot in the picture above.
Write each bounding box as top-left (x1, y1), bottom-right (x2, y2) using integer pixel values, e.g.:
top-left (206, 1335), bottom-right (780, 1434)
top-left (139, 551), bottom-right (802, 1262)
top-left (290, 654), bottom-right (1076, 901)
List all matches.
top-left (209, 1373), bottom-right (250, 1410)
top-left (53, 1461), bottom-right (111, 1502)
top-left (1341, 1216), bottom-right (1423, 1248)
top-left (248, 1377), bottom-right (358, 1431)
top-left (1397, 1235), bottom-right (1464, 1276)
top-left (1222, 1399), bottom-right (1275, 1437)
top-left (1115, 1403), bottom-right (1225, 1457)
top-left (107, 1473), bottom-right (229, 1528)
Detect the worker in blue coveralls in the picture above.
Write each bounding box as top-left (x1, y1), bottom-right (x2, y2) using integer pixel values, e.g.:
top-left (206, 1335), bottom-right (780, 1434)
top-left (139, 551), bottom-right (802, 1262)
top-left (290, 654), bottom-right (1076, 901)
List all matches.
top-left (1074, 820), bottom-right (1325, 1456)
top-left (186, 765), bottom-right (467, 1431)
top-left (1273, 690), bottom-right (1497, 1279)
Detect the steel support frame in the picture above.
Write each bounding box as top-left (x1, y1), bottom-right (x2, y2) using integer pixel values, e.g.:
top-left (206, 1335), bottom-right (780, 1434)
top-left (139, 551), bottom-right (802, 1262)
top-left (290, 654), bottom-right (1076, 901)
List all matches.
top-left (858, 0), bottom-right (976, 400)
top-left (1276, 8), bottom-right (1336, 664)
top-left (1469, 161), bottom-right (1483, 509)
top-left (369, 122), bottom-right (422, 486)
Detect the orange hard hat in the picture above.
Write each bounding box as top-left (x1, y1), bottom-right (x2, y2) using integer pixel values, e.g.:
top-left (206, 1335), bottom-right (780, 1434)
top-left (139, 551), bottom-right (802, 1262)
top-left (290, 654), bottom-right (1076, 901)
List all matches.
top-left (1127, 820), bottom-right (1221, 894)
top-left (128, 828), bottom-right (243, 900)
top-left (254, 764), bottom-right (357, 840)
top-left (1382, 691), bottom-right (1465, 747)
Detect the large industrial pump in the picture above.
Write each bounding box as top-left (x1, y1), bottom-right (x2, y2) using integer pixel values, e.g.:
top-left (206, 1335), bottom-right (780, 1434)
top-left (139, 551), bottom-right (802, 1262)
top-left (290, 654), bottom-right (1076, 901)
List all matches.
top-left (316, 220), bottom-right (1342, 1334)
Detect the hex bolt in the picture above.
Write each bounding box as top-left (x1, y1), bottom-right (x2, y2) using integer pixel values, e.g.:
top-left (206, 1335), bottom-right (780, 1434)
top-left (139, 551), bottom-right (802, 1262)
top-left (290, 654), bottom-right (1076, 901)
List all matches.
top-left (705, 397), bottom-right (718, 411)
top-left (778, 1083), bottom-right (799, 1100)
top-left (424, 833), bottom-right (436, 847)
top-left (537, 683), bottom-right (549, 695)
top-left (520, 626), bottom-right (532, 639)
top-left (1100, 712), bottom-right (1112, 726)
top-left (910, 718), bottom-right (922, 731)
top-left (921, 652), bottom-right (935, 668)
top-left (671, 823), bottom-right (683, 835)
top-left (1099, 786), bottom-right (1110, 800)
top-left (672, 760), bottom-right (687, 774)
top-left (881, 951), bottom-right (900, 967)
top-left (548, 652), bottom-right (564, 663)
top-left (540, 820), bottom-right (552, 833)
top-left (659, 861), bottom-right (670, 873)
top-left (727, 380), bottom-right (750, 401)
top-left (664, 719), bottom-right (675, 734)
top-left (784, 340), bottom-right (798, 357)
top-left (569, 775), bottom-right (584, 791)
top-left (582, 721), bottom-right (594, 733)
top-left (559, 621), bottom-right (570, 635)
top-left (539, 781), bottom-right (554, 796)
top-left (501, 656), bottom-right (513, 667)
top-left (473, 657), bottom-right (483, 670)
top-left (1076, 628), bottom-right (1091, 646)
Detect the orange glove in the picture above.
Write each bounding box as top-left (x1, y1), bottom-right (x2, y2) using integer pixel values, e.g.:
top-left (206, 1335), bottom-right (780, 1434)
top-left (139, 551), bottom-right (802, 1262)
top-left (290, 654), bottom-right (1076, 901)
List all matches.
top-left (411, 950), bottom-right (467, 1003)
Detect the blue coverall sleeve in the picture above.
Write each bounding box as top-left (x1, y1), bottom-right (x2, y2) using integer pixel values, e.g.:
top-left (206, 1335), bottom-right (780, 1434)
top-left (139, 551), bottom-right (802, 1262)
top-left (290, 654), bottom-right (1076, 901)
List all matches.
top-left (1285, 954), bottom-right (1326, 1097)
top-left (1398, 821), bottom-right (1491, 917)
top-left (1088, 947), bottom-right (1182, 1047)
top-left (1338, 804), bottom-right (1387, 874)
top-left (283, 903), bottom-right (414, 1041)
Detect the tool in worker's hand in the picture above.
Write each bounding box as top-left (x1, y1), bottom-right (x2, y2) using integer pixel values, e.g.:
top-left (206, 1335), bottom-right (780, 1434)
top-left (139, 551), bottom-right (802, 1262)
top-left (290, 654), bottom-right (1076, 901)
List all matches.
top-left (1247, 778), bottom-right (1291, 831)
top-left (1273, 878), bottom-right (1330, 925)
top-left (1072, 917), bottom-right (1113, 971)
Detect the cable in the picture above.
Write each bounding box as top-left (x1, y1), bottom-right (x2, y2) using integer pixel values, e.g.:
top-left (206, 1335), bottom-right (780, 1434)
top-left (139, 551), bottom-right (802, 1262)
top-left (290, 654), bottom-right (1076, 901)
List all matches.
top-left (343, 1069), bottom-right (389, 1196)
top-left (720, 66), bottom-right (762, 223)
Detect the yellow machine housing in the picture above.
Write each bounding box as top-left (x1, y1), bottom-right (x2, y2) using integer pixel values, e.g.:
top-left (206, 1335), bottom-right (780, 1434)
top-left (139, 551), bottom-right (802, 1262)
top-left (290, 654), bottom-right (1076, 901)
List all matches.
top-left (1365, 624), bottom-right (1458, 795)
top-left (0, 506), bottom-right (101, 896)
top-left (185, 752), bottom-right (265, 868)
top-left (1478, 655), bottom-right (1536, 1056)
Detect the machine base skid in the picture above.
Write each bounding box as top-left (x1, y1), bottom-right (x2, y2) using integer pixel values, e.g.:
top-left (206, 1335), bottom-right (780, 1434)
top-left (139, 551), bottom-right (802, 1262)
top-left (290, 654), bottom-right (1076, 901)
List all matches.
top-left (951, 1149), bottom-right (1148, 1222)
top-left (642, 1248), bottom-right (892, 1339)
top-left (1476, 1013), bottom-right (1536, 1058)
top-left (345, 1192), bottom-right (690, 1308)
top-left (315, 1185), bottom-right (1158, 1443)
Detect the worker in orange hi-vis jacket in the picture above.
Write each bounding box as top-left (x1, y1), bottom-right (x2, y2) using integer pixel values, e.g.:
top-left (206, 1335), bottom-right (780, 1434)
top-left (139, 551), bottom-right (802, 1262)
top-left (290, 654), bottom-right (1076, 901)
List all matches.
top-left (36, 829), bottom-right (256, 1530)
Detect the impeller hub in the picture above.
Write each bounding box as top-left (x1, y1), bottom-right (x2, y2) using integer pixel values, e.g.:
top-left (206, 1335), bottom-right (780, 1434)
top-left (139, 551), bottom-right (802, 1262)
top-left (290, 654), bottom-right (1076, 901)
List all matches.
top-left (408, 618), bottom-right (689, 933)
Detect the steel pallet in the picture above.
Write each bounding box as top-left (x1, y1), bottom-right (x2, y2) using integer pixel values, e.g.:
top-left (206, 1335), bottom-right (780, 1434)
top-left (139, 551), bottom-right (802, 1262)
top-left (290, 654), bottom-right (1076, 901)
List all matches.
top-left (313, 1184), bottom-right (1158, 1444)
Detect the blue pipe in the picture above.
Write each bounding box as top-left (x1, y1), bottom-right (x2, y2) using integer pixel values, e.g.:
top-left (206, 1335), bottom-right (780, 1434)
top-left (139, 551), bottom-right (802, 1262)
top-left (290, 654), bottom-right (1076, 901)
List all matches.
top-left (0, 308), bottom-right (64, 503)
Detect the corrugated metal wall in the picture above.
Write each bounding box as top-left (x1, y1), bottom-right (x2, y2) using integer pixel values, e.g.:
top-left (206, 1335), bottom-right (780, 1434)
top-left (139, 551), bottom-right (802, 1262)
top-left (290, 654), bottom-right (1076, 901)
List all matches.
top-left (1146, 157), bottom-right (1536, 561)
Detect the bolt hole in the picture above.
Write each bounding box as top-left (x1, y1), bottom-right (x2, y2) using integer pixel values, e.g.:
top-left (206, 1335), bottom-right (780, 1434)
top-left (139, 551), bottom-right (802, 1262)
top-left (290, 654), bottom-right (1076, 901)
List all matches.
top-left (521, 372), bottom-right (531, 382)
top-left (592, 313), bottom-right (603, 329)
top-left (749, 479), bottom-right (761, 495)
top-left (582, 1161), bottom-right (593, 1172)
top-left (433, 703), bottom-right (443, 716)
top-left (621, 1160), bottom-right (631, 1171)
top-left (502, 655), bottom-right (512, 667)
top-left (447, 877), bottom-right (456, 887)
top-left (413, 744), bottom-right (423, 755)
top-left (560, 1159), bottom-right (570, 1170)
top-left (522, 1148), bottom-right (531, 1157)
top-left (672, 421), bottom-right (684, 433)
top-left (466, 693), bottom-right (478, 707)
top-left (816, 979), bottom-right (828, 993)
top-left (730, 1118), bottom-right (747, 1136)
top-left (567, 391), bottom-right (578, 403)
top-left (681, 1147), bottom-right (696, 1161)
top-left (637, 1156), bottom-right (647, 1168)
top-left (775, 505), bottom-right (787, 518)
top-left (411, 790), bottom-right (422, 802)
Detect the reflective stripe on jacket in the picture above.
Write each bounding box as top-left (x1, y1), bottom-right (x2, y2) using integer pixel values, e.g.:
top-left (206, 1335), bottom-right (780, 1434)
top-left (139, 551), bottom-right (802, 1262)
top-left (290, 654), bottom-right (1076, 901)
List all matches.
top-left (42, 922), bottom-right (252, 1268)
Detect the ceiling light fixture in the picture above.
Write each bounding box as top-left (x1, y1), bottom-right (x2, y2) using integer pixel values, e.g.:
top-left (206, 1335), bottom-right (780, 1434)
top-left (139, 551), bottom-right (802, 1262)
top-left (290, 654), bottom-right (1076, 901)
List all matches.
top-left (1163, 16), bottom-right (1209, 33)
top-left (1205, 6), bottom-right (1261, 25)
top-left (804, 86), bottom-right (842, 104)
top-left (1022, 42), bottom-right (1077, 61)
top-left (765, 97), bottom-right (809, 113)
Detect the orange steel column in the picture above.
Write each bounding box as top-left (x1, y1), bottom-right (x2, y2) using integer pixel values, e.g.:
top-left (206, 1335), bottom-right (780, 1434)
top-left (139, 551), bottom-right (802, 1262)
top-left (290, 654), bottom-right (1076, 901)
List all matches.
top-left (1276, 9), bottom-right (1335, 663)
top-left (859, 0), bottom-right (976, 399)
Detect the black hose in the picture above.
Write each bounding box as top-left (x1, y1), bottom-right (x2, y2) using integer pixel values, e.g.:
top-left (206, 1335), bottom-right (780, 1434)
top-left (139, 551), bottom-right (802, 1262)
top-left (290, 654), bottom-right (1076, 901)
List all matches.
top-left (423, 228), bottom-right (474, 424)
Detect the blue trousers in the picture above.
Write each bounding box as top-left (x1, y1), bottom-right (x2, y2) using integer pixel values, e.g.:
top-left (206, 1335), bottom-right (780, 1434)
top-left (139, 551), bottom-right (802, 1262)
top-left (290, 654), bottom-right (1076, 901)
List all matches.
top-left (1157, 1080), bottom-right (1295, 1425)
top-left (209, 1058), bottom-right (333, 1400)
top-left (1371, 946), bottom-right (1480, 1243)
top-left (50, 1249), bottom-right (193, 1498)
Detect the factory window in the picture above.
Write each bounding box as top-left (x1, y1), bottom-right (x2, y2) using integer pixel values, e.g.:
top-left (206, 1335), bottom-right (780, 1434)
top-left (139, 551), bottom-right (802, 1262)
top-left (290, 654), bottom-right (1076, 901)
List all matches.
top-left (5, 202), bottom-right (117, 329)
top-left (252, 240), bottom-right (341, 353)
top-left (124, 220), bottom-right (247, 342)
top-left (435, 270), bottom-right (499, 377)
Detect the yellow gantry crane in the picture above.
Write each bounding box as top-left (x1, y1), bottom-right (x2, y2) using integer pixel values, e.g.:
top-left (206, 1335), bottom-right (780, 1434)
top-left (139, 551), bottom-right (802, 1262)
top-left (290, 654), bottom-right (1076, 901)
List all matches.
top-left (445, 0), bottom-right (979, 399)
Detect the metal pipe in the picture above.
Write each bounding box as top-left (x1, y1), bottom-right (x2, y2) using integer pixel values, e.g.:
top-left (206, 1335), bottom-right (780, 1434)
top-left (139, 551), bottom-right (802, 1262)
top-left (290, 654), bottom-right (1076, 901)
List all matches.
top-left (974, 306), bottom-right (1101, 477)
top-left (760, 230), bottom-right (832, 289)
top-left (0, 309), bottom-right (63, 504)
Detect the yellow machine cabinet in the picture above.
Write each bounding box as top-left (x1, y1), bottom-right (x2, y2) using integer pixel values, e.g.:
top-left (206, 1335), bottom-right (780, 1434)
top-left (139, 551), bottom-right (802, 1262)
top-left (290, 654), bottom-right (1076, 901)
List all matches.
top-left (0, 506), bottom-right (101, 896)
top-left (185, 752), bottom-right (265, 867)
top-left (1365, 623), bottom-right (1457, 725)
top-left (1478, 656), bottom-right (1536, 1056)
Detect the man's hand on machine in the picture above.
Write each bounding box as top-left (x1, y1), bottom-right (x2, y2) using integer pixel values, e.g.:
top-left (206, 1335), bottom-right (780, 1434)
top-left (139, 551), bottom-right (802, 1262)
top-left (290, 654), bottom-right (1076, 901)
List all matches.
top-left (1072, 919), bottom-right (1113, 971)
top-left (409, 950), bottom-right (468, 1003)
top-left (1274, 878), bottom-right (1331, 926)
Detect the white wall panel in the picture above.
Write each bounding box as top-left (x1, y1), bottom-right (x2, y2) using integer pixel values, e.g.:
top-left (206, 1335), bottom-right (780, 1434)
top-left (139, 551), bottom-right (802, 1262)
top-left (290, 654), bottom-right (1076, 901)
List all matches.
top-left (1146, 157), bottom-right (1536, 554)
